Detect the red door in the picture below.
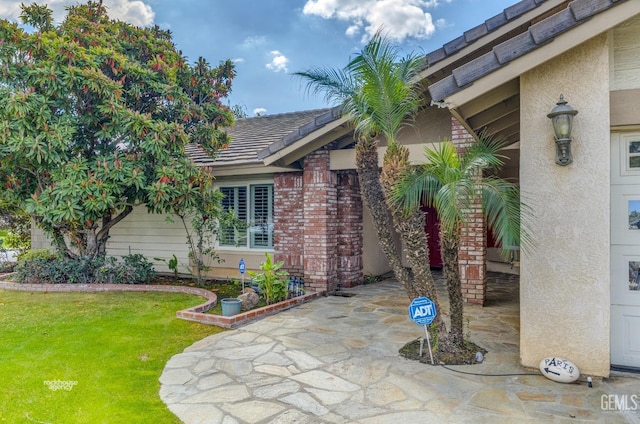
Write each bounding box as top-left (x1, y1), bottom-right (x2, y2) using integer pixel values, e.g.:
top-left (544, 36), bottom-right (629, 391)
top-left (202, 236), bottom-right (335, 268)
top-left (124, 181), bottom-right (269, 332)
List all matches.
top-left (422, 206), bottom-right (442, 267)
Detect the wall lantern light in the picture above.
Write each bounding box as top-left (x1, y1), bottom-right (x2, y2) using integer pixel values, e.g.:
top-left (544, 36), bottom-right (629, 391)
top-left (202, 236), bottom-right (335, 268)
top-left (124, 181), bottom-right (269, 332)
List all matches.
top-left (547, 94), bottom-right (578, 166)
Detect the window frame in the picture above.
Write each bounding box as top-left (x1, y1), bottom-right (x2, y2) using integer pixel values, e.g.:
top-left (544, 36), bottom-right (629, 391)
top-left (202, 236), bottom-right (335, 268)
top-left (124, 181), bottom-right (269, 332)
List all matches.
top-left (621, 134), bottom-right (640, 175)
top-left (216, 180), bottom-right (275, 251)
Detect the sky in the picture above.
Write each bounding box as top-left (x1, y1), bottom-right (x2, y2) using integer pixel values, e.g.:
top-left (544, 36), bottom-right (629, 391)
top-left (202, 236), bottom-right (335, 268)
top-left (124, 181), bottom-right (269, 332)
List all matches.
top-left (0, 0), bottom-right (515, 116)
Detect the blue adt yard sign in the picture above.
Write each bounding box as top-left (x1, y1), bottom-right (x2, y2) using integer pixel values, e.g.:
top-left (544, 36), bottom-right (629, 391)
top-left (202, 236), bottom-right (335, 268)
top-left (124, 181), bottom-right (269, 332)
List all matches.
top-left (409, 297), bottom-right (437, 364)
top-left (409, 297), bottom-right (437, 326)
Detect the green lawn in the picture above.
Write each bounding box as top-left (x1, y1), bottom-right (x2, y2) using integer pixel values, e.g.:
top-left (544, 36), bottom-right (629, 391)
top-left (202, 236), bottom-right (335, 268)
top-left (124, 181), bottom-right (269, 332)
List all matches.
top-left (0, 290), bottom-right (223, 423)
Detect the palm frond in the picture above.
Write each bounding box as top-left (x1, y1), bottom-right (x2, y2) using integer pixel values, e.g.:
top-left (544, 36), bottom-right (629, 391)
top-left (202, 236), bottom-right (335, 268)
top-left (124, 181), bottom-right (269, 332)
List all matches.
top-left (480, 177), bottom-right (524, 256)
top-left (390, 166), bottom-right (441, 213)
top-left (461, 132), bottom-right (509, 172)
top-left (293, 67), bottom-right (355, 107)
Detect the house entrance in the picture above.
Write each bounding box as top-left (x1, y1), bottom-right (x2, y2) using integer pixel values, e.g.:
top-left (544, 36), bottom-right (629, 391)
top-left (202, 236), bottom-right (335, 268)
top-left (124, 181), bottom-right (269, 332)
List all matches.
top-left (422, 206), bottom-right (442, 267)
top-left (611, 131), bottom-right (640, 370)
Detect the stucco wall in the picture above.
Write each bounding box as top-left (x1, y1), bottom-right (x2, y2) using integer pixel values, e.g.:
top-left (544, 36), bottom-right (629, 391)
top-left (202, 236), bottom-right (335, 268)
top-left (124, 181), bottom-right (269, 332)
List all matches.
top-left (396, 105), bottom-right (452, 146)
top-left (362, 205), bottom-right (393, 277)
top-left (520, 34), bottom-right (611, 376)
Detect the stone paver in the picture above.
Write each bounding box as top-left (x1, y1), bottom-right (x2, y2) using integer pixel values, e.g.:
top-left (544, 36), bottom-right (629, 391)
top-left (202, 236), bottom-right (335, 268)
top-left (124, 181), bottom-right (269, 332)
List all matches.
top-left (161, 273), bottom-right (640, 423)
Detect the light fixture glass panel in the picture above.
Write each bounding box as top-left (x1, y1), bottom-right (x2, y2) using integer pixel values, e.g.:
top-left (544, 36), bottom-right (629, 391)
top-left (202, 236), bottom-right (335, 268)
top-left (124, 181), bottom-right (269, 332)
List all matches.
top-left (553, 115), bottom-right (571, 138)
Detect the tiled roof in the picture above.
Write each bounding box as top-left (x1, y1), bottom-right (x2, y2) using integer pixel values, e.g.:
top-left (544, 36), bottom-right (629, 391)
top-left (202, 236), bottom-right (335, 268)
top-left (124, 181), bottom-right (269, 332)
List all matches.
top-left (257, 107), bottom-right (342, 159)
top-left (427, 0), bottom-right (628, 102)
top-left (185, 108), bottom-right (338, 167)
top-left (425, 0), bottom-right (545, 68)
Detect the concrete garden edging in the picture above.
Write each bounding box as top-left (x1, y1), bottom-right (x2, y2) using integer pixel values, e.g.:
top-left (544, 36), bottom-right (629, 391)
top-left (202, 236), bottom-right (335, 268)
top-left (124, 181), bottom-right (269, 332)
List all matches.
top-left (0, 278), bottom-right (324, 329)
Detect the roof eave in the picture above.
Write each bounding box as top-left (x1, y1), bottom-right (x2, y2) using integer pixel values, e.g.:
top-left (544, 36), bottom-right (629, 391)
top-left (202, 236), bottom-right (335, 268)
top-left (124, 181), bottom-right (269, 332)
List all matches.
top-left (442, 0), bottom-right (640, 110)
top-left (260, 115), bottom-right (352, 167)
top-left (418, 0), bottom-right (567, 83)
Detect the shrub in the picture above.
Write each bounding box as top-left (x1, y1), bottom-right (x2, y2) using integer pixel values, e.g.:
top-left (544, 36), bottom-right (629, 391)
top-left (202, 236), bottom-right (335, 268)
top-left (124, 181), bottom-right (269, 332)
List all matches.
top-left (14, 250), bottom-right (62, 284)
top-left (14, 252), bottom-right (155, 285)
top-left (248, 252), bottom-right (289, 304)
top-left (17, 249), bottom-right (57, 262)
top-left (123, 254), bottom-right (155, 282)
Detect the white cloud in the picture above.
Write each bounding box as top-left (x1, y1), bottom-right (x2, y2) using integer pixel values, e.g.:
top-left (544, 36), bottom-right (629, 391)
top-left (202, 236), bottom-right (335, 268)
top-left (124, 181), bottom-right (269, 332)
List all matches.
top-left (232, 58), bottom-right (245, 64)
top-left (302, 0), bottom-right (443, 42)
top-left (242, 35), bottom-right (267, 48)
top-left (253, 107), bottom-right (267, 116)
top-left (265, 51), bottom-right (289, 73)
top-left (107, 0), bottom-right (154, 26)
top-left (435, 18), bottom-right (450, 30)
top-left (0, 0), bottom-right (154, 26)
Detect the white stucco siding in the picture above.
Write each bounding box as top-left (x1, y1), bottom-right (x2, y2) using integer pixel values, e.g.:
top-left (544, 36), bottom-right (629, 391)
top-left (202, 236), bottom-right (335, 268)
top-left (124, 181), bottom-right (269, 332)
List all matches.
top-left (520, 33), bottom-right (611, 376)
top-left (106, 206), bottom-right (191, 274)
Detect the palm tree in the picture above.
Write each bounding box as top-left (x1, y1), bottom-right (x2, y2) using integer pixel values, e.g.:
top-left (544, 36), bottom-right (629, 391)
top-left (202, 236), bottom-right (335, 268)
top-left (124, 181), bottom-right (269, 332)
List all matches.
top-left (295, 31), bottom-right (445, 331)
top-left (392, 135), bottom-right (526, 347)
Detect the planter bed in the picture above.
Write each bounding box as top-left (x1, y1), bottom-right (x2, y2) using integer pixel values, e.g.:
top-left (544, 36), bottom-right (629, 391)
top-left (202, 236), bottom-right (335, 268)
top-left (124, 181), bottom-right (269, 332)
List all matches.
top-left (0, 278), bottom-right (324, 329)
top-left (179, 291), bottom-right (324, 328)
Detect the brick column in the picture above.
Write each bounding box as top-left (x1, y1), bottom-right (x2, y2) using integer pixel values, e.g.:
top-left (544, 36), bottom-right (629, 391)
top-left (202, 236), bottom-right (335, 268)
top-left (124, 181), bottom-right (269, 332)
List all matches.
top-left (303, 147), bottom-right (339, 292)
top-left (451, 117), bottom-right (487, 305)
top-left (273, 172), bottom-right (304, 278)
top-left (336, 170), bottom-right (363, 288)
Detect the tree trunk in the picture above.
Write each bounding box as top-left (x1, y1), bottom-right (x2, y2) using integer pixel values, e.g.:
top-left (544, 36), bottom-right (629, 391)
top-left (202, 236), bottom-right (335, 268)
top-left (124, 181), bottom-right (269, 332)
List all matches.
top-left (51, 227), bottom-right (76, 259)
top-left (440, 232), bottom-right (464, 348)
top-left (380, 143), bottom-right (446, 334)
top-left (85, 227), bottom-right (99, 257)
top-left (355, 138), bottom-right (416, 298)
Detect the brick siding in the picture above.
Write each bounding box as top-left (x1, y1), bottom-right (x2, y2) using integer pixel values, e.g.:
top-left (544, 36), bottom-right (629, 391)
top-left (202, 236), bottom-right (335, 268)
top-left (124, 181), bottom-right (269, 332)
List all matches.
top-left (302, 147), bottom-right (339, 292)
top-left (274, 172), bottom-right (304, 277)
top-left (451, 117), bottom-right (487, 305)
top-left (274, 148), bottom-right (363, 293)
top-left (337, 170), bottom-right (363, 288)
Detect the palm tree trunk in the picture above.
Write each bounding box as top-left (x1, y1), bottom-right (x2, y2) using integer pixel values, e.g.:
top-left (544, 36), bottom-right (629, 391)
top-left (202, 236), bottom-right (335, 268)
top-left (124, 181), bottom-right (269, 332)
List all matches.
top-left (355, 138), bottom-right (416, 298)
top-left (380, 143), bottom-right (446, 333)
top-left (441, 232), bottom-right (464, 348)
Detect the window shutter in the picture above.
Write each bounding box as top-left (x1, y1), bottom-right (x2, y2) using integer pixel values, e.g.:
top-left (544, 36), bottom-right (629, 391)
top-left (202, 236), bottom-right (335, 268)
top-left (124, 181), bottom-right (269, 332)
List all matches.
top-left (250, 185), bottom-right (273, 248)
top-left (220, 187), bottom-right (247, 246)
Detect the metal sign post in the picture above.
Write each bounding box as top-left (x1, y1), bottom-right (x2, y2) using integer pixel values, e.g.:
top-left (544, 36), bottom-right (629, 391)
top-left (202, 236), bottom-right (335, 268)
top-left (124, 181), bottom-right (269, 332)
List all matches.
top-left (408, 297), bottom-right (438, 365)
top-left (422, 324), bottom-right (434, 365)
top-left (239, 258), bottom-right (246, 291)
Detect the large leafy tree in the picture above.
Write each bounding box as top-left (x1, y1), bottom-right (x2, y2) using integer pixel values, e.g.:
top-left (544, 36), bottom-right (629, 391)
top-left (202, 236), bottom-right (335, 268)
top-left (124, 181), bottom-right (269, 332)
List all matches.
top-left (0, 2), bottom-right (234, 259)
top-left (393, 136), bottom-right (525, 347)
top-left (296, 31), bottom-right (446, 333)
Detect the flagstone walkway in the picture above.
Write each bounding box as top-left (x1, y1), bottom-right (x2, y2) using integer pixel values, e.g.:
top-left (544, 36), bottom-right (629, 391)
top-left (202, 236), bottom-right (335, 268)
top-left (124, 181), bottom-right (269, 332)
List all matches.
top-left (160, 273), bottom-right (640, 424)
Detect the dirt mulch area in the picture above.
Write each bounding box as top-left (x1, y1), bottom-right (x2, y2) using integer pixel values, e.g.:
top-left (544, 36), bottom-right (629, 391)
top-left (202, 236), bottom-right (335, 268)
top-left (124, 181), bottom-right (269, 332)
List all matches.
top-left (400, 338), bottom-right (487, 365)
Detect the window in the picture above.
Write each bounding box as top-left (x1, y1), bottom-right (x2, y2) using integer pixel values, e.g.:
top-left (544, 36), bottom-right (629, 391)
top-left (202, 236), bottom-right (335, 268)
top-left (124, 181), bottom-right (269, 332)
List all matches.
top-left (630, 141), bottom-right (640, 169)
top-left (622, 135), bottom-right (640, 175)
top-left (219, 184), bottom-right (273, 249)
